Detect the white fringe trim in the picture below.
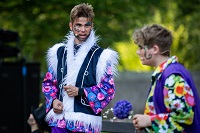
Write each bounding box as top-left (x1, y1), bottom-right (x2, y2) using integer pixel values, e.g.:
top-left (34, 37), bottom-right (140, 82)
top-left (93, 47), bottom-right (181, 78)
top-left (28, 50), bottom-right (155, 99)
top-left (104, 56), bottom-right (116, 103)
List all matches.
top-left (46, 43), bottom-right (65, 77)
top-left (62, 30), bottom-right (99, 86)
top-left (96, 48), bottom-right (119, 84)
top-left (61, 30), bottom-right (99, 112)
top-left (45, 109), bottom-right (102, 131)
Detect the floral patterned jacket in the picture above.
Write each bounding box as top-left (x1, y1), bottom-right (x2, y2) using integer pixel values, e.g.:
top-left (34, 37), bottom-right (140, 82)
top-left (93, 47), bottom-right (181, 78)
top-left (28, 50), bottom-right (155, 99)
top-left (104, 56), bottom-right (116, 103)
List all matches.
top-left (145, 56), bottom-right (197, 133)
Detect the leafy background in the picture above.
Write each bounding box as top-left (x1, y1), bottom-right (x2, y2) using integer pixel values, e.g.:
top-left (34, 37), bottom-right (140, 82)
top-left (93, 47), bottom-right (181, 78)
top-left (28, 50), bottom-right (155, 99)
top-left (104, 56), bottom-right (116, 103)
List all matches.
top-left (1, 0), bottom-right (200, 73)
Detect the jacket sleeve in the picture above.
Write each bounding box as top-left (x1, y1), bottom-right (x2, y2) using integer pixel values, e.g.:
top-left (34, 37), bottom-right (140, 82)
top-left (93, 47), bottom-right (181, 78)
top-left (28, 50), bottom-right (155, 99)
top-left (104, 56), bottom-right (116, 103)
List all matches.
top-left (84, 62), bottom-right (115, 114)
top-left (42, 67), bottom-right (58, 113)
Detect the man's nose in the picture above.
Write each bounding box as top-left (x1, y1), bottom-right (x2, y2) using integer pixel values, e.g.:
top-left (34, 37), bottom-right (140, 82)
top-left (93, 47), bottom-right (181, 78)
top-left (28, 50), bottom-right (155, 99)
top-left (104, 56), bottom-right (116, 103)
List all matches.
top-left (80, 26), bottom-right (86, 32)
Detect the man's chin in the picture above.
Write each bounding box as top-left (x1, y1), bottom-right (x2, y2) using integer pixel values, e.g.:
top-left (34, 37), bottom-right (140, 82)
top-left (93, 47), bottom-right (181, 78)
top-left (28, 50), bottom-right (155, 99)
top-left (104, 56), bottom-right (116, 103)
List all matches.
top-left (77, 37), bottom-right (88, 42)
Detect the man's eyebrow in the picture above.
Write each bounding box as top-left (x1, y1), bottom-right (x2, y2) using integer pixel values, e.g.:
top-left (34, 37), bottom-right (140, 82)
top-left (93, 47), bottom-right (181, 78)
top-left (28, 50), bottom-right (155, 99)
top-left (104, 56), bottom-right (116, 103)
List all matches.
top-left (75, 23), bottom-right (82, 26)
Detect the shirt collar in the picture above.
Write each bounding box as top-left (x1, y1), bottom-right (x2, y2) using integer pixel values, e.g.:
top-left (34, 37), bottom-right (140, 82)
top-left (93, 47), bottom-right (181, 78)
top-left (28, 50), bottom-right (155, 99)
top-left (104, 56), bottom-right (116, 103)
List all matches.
top-left (151, 56), bottom-right (178, 82)
top-left (74, 44), bottom-right (82, 55)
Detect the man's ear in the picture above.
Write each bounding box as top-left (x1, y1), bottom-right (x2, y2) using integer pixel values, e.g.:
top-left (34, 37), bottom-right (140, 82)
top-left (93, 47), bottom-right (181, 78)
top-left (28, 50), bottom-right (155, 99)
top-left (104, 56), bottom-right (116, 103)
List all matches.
top-left (152, 44), bottom-right (160, 55)
top-left (69, 22), bottom-right (72, 30)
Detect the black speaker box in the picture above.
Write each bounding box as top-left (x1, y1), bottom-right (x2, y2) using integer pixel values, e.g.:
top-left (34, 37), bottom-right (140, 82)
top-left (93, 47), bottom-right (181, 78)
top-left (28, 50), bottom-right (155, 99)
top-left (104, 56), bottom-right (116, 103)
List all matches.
top-left (0, 62), bottom-right (40, 133)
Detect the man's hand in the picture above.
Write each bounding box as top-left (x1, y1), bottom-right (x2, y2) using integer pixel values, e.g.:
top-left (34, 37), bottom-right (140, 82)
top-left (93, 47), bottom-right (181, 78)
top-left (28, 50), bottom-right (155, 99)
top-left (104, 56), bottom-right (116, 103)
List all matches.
top-left (133, 114), bottom-right (151, 131)
top-left (63, 85), bottom-right (79, 97)
top-left (53, 99), bottom-right (63, 114)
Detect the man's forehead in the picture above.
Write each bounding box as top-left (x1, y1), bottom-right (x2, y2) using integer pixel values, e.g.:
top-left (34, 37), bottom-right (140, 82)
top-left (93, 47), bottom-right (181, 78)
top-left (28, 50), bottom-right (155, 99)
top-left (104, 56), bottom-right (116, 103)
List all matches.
top-left (73, 17), bottom-right (91, 23)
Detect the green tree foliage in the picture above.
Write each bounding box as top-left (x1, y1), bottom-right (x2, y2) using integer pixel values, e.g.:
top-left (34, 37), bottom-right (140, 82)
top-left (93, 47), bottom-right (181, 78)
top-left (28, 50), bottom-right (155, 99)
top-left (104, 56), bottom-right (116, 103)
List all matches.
top-left (0, 0), bottom-right (199, 72)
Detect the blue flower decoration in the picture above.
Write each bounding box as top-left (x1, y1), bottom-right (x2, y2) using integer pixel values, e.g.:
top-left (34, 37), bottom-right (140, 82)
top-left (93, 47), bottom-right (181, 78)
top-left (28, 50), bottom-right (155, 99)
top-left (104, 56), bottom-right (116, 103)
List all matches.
top-left (113, 100), bottom-right (133, 119)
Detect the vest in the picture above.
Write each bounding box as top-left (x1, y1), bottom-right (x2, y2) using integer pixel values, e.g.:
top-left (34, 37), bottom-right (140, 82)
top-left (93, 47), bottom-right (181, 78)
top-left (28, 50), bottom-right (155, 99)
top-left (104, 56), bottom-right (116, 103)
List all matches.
top-left (56, 45), bottom-right (103, 116)
top-left (154, 62), bottom-right (200, 132)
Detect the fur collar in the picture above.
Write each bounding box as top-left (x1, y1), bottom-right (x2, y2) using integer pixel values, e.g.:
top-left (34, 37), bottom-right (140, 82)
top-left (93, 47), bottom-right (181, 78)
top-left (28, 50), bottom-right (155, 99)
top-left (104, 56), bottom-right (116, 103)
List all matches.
top-left (63, 30), bottom-right (99, 86)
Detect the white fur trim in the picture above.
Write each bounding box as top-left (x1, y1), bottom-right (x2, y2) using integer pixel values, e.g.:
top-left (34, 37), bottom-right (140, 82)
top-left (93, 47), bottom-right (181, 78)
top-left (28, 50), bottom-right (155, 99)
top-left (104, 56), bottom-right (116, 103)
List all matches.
top-left (46, 43), bottom-right (65, 77)
top-left (61, 30), bottom-right (99, 112)
top-left (63, 30), bottom-right (99, 86)
top-left (96, 48), bottom-right (119, 84)
top-left (45, 109), bottom-right (102, 131)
